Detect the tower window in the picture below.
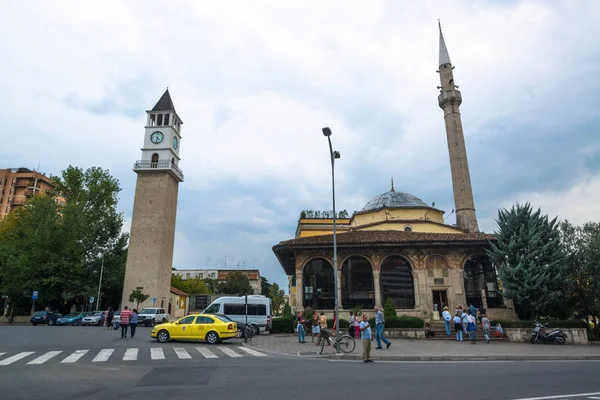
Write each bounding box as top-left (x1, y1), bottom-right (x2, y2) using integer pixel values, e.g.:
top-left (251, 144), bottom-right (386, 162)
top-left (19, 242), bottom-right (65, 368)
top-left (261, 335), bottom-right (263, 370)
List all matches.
top-left (163, 114), bottom-right (170, 126)
top-left (151, 153), bottom-right (159, 168)
top-left (157, 114), bottom-right (163, 126)
top-left (150, 114), bottom-right (156, 126)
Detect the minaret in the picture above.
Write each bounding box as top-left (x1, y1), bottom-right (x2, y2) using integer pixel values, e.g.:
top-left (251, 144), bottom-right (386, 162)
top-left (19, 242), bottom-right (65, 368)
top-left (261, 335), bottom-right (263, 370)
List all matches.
top-left (437, 23), bottom-right (479, 232)
top-left (121, 89), bottom-right (184, 310)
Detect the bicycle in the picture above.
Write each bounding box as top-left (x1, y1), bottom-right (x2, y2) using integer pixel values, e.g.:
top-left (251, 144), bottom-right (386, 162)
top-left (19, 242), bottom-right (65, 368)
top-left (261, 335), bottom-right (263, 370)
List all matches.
top-left (318, 328), bottom-right (355, 355)
top-left (244, 324), bottom-right (254, 343)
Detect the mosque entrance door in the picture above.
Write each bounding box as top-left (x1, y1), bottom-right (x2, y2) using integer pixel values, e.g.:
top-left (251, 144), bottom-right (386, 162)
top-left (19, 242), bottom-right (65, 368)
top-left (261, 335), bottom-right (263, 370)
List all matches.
top-left (432, 290), bottom-right (448, 320)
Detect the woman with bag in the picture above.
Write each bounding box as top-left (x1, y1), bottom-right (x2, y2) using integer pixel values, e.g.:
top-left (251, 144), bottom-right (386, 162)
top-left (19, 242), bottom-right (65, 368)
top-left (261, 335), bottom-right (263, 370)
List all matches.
top-left (466, 311), bottom-right (477, 344)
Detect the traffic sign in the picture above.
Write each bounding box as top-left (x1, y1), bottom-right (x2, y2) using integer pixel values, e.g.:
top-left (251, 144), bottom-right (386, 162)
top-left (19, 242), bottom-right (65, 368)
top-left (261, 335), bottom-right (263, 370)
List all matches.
top-left (152, 297), bottom-right (156, 305)
top-left (32, 291), bottom-right (39, 300)
top-left (89, 296), bottom-right (95, 304)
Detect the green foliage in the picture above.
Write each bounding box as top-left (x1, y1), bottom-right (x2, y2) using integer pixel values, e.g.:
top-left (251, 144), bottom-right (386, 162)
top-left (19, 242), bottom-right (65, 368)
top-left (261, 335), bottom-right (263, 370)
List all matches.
top-left (383, 298), bottom-right (397, 320)
top-left (269, 283), bottom-right (285, 316)
top-left (171, 274), bottom-right (211, 295)
top-left (271, 316), bottom-right (296, 333)
top-left (491, 320), bottom-right (588, 329)
top-left (204, 278), bottom-right (220, 294)
top-left (0, 165), bottom-right (127, 309)
top-left (327, 318), bottom-right (349, 329)
top-left (129, 289), bottom-right (149, 308)
top-left (282, 304), bottom-right (292, 317)
top-left (261, 277), bottom-right (272, 298)
top-left (488, 203), bottom-right (567, 320)
top-left (350, 305), bottom-right (362, 317)
top-left (368, 315), bottom-right (424, 329)
top-left (218, 271), bottom-right (253, 295)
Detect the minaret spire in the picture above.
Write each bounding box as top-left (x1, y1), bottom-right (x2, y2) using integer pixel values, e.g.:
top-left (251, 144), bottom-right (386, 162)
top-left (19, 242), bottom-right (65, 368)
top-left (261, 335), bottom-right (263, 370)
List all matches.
top-left (391, 176), bottom-right (395, 192)
top-left (438, 20), bottom-right (452, 67)
top-left (437, 23), bottom-right (479, 232)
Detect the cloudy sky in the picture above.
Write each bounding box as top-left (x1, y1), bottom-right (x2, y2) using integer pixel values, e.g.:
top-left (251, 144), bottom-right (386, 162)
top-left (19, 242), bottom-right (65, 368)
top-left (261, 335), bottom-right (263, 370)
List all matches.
top-left (1, 1), bottom-right (599, 292)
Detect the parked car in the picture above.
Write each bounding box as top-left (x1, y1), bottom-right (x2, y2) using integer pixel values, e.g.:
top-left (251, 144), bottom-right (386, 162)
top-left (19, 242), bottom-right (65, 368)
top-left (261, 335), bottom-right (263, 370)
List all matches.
top-left (203, 295), bottom-right (272, 335)
top-left (30, 311), bottom-right (62, 326)
top-left (81, 311), bottom-right (106, 326)
top-left (138, 308), bottom-right (169, 327)
top-left (56, 312), bottom-right (87, 326)
top-left (150, 313), bottom-right (237, 344)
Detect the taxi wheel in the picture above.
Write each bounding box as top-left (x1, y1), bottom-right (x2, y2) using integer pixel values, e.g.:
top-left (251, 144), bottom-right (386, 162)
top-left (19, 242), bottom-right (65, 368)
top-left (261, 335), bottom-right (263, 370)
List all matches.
top-left (157, 330), bottom-right (170, 343)
top-left (206, 331), bottom-right (220, 345)
top-left (236, 327), bottom-right (244, 338)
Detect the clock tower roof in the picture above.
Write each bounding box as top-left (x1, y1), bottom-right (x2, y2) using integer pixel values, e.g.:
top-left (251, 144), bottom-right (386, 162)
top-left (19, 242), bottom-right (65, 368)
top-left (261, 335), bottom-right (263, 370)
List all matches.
top-left (151, 88), bottom-right (176, 113)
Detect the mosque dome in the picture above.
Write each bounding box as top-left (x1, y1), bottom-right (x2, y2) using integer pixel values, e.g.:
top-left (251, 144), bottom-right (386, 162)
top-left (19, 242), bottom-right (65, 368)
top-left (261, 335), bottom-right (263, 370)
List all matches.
top-left (362, 189), bottom-right (429, 212)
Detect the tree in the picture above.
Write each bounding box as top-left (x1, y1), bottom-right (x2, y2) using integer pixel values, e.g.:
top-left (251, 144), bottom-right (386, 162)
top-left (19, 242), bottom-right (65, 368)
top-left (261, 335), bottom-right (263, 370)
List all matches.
top-left (204, 278), bottom-right (220, 294)
top-left (171, 274), bottom-right (211, 295)
top-left (218, 271), bottom-right (253, 295)
top-left (129, 289), bottom-right (149, 309)
top-left (261, 277), bottom-right (272, 298)
top-left (488, 203), bottom-right (567, 319)
top-left (383, 298), bottom-right (397, 320)
top-left (269, 283), bottom-right (285, 316)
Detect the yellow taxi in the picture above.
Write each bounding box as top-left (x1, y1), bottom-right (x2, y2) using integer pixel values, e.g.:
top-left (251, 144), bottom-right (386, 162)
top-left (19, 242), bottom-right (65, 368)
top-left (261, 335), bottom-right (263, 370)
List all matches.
top-left (150, 313), bottom-right (238, 344)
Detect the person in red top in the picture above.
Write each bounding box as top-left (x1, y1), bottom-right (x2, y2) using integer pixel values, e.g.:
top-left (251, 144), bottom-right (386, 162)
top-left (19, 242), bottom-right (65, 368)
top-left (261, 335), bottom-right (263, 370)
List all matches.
top-left (120, 306), bottom-right (132, 339)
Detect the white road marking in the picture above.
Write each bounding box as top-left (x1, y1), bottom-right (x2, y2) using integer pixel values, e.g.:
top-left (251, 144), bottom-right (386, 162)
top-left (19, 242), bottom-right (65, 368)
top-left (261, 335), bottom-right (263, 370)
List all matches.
top-left (0, 353), bottom-right (5, 358)
top-left (219, 347), bottom-right (242, 358)
top-left (92, 349), bottom-right (114, 362)
top-left (510, 392), bottom-right (600, 400)
top-left (0, 352), bottom-right (35, 366)
top-left (150, 348), bottom-right (165, 360)
top-left (27, 351), bottom-right (63, 365)
top-left (196, 347), bottom-right (218, 359)
top-left (173, 348), bottom-right (191, 359)
top-left (238, 347), bottom-right (266, 357)
top-left (587, 397), bottom-right (600, 399)
top-left (61, 350), bottom-right (89, 363)
top-left (123, 348), bottom-right (138, 361)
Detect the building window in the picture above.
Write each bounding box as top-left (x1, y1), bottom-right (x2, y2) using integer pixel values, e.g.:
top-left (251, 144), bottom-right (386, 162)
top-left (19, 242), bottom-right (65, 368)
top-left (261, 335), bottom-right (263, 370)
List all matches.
top-left (186, 273), bottom-right (191, 279)
top-left (199, 273), bottom-right (203, 279)
top-left (5, 206), bottom-right (9, 213)
top-left (302, 258), bottom-right (335, 309)
top-left (380, 256), bottom-right (415, 309)
top-left (403, 225), bottom-right (413, 232)
top-left (151, 153), bottom-right (159, 168)
top-left (157, 114), bottom-right (163, 126)
top-left (341, 256), bottom-right (374, 309)
top-left (163, 113), bottom-right (170, 125)
top-left (11, 179), bottom-right (16, 185)
top-left (463, 255), bottom-right (503, 308)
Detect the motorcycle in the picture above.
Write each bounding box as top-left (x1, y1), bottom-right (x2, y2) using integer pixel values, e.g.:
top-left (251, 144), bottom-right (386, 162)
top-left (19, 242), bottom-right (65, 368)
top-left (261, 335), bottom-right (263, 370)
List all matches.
top-left (530, 322), bottom-right (567, 345)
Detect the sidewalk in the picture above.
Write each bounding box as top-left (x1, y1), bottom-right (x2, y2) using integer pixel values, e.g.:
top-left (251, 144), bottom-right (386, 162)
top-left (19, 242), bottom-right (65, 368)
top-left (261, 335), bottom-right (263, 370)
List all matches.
top-left (244, 334), bottom-right (600, 361)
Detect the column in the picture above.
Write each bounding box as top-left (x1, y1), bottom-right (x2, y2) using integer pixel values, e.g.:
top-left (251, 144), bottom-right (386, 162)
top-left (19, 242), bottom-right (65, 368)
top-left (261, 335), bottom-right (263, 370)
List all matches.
top-left (373, 270), bottom-right (381, 307)
top-left (295, 271), bottom-right (303, 310)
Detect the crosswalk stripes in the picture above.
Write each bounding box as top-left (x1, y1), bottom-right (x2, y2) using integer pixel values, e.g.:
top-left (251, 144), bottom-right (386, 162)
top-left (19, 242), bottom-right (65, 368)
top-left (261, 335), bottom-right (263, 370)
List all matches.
top-left (150, 347), bottom-right (165, 360)
top-left (123, 348), bottom-right (138, 361)
top-left (0, 352), bottom-right (36, 366)
top-left (27, 351), bottom-right (63, 365)
top-left (219, 347), bottom-right (242, 358)
top-left (61, 350), bottom-right (88, 363)
top-left (92, 349), bottom-right (114, 362)
top-left (196, 347), bottom-right (218, 359)
top-left (0, 346), bottom-right (268, 366)
top-left (174, 347), bottom-right (192, 359)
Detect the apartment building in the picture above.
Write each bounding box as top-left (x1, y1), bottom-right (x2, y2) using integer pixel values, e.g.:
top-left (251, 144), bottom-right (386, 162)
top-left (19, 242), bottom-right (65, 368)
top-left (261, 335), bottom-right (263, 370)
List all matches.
top-left (0, 168), bottom-right (61, 219)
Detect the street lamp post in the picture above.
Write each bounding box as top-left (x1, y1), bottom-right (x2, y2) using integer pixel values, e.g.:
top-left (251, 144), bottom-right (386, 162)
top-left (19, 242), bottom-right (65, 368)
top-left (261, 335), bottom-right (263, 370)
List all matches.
top-left (95, 255), bottom-right (104, 311)
top-left (322, 127), bottom-right (341, 354)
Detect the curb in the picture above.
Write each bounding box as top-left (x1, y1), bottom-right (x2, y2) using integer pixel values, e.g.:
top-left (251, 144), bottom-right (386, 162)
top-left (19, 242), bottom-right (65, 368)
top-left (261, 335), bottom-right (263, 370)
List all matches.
top-left (241, 341), bottom-right (326, 358)
top-left (323, 354), bottom-right (600, 361)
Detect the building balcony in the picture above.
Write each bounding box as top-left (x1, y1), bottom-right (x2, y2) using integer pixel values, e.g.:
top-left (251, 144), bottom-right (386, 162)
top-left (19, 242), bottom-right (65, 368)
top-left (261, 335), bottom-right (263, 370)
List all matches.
top-left (133, 160), bottom-right (184, 182)
top-left (14, 180), bottom-right (35, 188)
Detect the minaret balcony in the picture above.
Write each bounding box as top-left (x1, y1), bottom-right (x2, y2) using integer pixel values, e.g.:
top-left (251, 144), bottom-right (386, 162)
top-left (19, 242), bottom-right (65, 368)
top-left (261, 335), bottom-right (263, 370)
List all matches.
top-left (438, 89), bottom-right (462, 108)
top-left (133, 160), bottom-right (184, 182)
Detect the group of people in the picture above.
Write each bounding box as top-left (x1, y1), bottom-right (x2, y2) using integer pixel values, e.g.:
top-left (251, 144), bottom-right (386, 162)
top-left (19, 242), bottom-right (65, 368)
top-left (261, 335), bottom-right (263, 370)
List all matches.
top-left (441, 304), bottom-right (491, 344)
top-left (103, 306), bottom-right (139, 339)
top-left (295, 306), bottom-right (392, 363)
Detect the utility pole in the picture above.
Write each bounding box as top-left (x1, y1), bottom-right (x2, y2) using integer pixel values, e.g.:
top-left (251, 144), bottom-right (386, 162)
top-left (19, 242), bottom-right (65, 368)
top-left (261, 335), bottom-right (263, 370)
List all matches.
top-left (96, 255), bottom-right (104, 311)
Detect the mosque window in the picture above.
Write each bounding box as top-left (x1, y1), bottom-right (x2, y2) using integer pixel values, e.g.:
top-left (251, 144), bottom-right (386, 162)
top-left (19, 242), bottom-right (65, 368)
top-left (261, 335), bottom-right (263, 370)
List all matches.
top-left (403, 225), bottom-right (413, 232)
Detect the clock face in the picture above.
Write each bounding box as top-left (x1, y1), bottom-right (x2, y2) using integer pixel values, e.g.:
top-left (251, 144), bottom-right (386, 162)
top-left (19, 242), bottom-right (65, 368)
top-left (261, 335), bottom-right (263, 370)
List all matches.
top-left (172, 136), bottom-right (178, 149)
top-left (150, 131), bottom-right (164, 144)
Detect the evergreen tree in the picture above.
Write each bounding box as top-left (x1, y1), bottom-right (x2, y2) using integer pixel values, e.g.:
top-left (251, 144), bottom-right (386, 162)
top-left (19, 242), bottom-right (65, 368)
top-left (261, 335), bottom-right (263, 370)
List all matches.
top-left (488, 203), bottom-right (567, 319)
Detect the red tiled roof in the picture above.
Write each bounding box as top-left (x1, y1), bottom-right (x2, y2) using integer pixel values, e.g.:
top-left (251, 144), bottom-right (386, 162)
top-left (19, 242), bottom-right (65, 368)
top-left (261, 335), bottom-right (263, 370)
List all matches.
top-left (170, 286), bottom-right (188, 296)
top-left (273, 230), bottom-right (495, 249)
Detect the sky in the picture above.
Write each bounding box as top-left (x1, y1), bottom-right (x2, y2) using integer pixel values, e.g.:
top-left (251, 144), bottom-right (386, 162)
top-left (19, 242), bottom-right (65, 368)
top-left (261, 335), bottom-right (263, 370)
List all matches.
top-left (1, 1), bottom-right (599, 293)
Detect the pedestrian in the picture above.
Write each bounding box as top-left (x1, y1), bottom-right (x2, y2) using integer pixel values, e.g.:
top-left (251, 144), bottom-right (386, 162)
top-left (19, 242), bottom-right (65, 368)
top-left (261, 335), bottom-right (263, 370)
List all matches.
top-left (316, 312), bottom-right (328, 346)
top-left (424, 323), bottom-right (435, 338)
top-left (373, 306), bottom-right (391, 350)
top-left (130, 309), bottom-right (139, 338)
top-left (359, 314), bottom-right (373, 363)
top-left (332, 311), bottom-right (337, 336)
top-left (349, 313), bottom-right (355, 338)
top-left (461, 308), bottom-right (468, 334)
top-left (311, 311), bottom-right (320, 343)
top-left (106, 307), bottom-right (114, 330)
top-left (103, 307), bottom-right (109, 328)
top-left (454, 313), bottom-right (463, 342)
top-left (478, 305), bottom-right (487, 322)
top-left (455, 305), bottom-right (462, 316)
top-left (296, 311), bottom-right (306, 343)
top-left (466, 311), bottom-right (477, 344)
top-left (354, 314), bottom-right (360, 338)
top-left (442, 306), bottom-right (452, 336)
top-left (481, 313), bottom-right (490, 343)
top-left (469, 304), bottom-right (477, 321)
top-left (120, 306), bottom-right (131, 339)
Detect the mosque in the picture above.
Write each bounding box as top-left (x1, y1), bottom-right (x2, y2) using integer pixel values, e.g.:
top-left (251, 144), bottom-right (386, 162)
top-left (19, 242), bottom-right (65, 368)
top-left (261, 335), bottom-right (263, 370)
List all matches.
top-left (272, 26), bottom-right (517, 322)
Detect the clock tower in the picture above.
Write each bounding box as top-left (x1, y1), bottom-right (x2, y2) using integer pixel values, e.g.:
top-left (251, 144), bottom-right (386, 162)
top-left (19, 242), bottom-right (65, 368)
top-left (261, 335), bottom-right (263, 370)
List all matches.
top-left (121, 89), bottom-right (184, 311)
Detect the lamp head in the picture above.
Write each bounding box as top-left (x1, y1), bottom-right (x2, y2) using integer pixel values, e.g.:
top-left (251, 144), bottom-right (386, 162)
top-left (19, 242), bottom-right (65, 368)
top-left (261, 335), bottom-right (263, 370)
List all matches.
top-left (322, 127), bottom-right (332, 137)
top-left (333, 151), bottom-right (341, 159)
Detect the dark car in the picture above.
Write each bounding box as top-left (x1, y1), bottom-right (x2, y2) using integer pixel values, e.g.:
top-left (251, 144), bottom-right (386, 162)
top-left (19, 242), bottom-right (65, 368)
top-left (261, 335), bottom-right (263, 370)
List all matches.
top-left (216, 314), bottom-right (248, 338)
top-left (30, 311), bottom-right (62, 326)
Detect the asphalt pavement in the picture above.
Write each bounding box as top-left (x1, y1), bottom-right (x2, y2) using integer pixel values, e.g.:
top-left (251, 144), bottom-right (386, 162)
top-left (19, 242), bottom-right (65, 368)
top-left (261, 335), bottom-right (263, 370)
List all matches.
top-left (1, 325), bottom-right (599, 400)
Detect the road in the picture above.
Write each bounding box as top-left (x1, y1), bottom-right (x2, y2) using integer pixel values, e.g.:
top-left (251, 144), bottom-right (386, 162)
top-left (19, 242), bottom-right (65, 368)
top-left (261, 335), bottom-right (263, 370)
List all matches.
top-left (0, 325), bottom-right (599, 400)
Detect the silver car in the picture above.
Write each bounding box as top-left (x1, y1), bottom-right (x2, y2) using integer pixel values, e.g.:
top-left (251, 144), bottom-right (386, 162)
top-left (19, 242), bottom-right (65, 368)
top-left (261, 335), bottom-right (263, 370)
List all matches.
top-left (81, 311), bottom-right (105, 326)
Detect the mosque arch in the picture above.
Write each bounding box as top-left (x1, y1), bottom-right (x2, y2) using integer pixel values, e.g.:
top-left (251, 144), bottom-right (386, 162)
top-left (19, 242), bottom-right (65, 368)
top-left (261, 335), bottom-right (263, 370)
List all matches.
top-left (302, 258), bottom-right (335, 309)
top-left (380, 255), bottom-right (415, 309)
top-left (341, 255), bottom-right (374, 309)
top-left (463, 254), bottom-right (503, 308)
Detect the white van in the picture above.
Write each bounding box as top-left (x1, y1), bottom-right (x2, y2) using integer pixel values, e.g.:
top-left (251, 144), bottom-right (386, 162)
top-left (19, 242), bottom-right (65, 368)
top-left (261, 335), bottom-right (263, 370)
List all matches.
top-left (203, 295), bottom-right (271, 335)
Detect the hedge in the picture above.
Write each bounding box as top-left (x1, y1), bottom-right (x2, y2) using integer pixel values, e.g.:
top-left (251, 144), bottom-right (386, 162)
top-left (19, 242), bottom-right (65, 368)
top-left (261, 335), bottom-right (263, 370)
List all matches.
top-left (491, 320), bottom-right (588, 329)
top-left (271, 316), bottom-right (295, 333)
top-left (271, 315), bottom-right (425, 333)
top-left (327, 318), bottom-right (349, 329)
top-left (368, 315), bottom-right (424, 329)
